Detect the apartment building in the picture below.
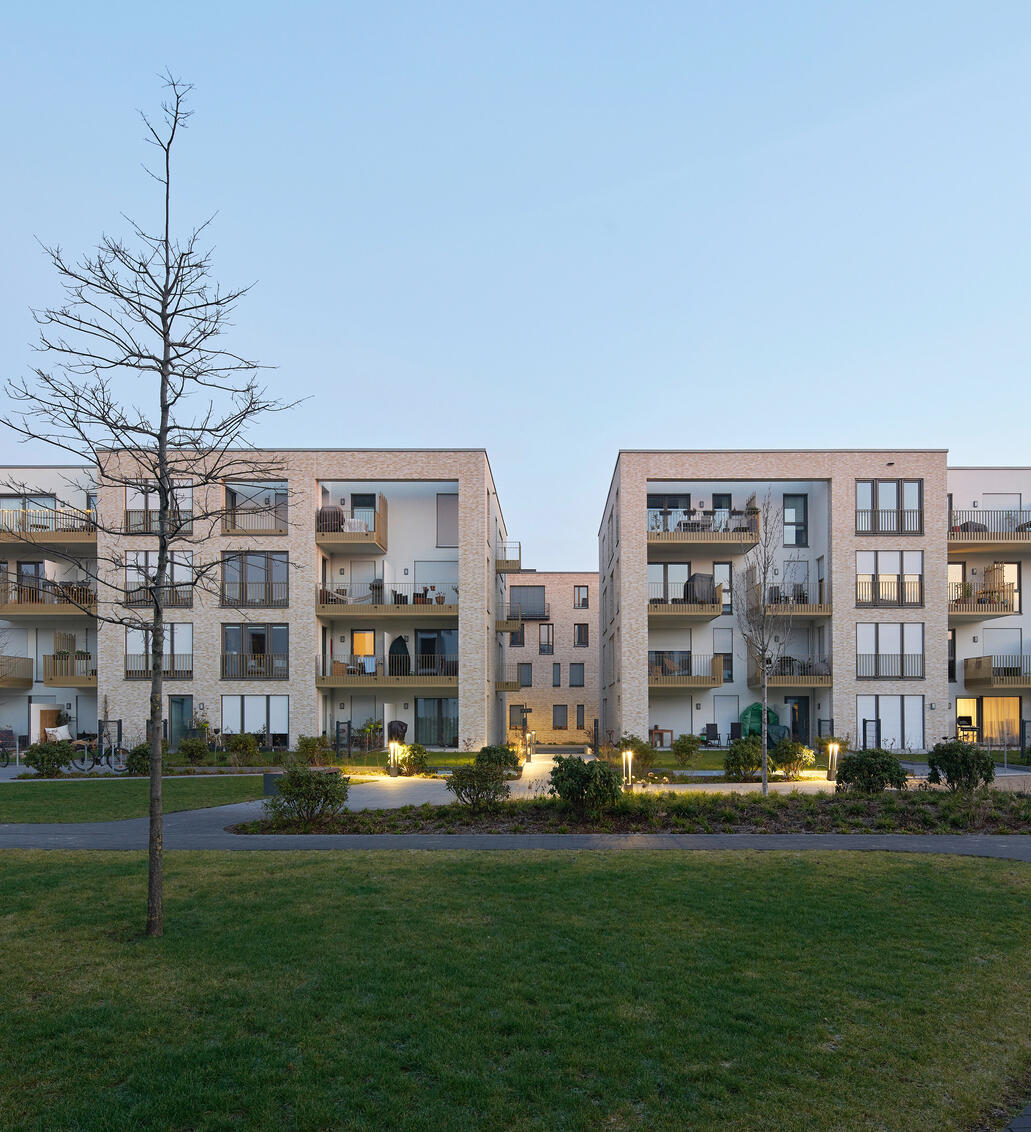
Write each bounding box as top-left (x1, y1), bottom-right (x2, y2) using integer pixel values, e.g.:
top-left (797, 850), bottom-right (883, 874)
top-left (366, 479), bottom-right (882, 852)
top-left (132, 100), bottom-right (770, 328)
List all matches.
top-left (599, 450), bottom-right (952, 753)
top-left (0, 450), bottom-right (516, 751)
top-left (502, 570), bottom-right (599, 748)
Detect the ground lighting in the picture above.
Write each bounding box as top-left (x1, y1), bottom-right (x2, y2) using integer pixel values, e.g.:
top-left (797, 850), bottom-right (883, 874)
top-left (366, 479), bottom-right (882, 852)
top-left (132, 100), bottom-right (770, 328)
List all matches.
top-left (826, 741), bottom-right (839, 782)
top-left (621, 747), bottom-right (633, 787)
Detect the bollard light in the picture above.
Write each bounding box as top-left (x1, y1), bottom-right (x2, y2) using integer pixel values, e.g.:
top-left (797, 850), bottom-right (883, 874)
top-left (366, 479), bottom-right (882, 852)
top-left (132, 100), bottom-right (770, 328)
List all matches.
top-left (622, 747), bottom-right (633, 788)
top-left (827, 741), bottom-right (839, 782)
top-left (388, 739), bottom-right (401, 776)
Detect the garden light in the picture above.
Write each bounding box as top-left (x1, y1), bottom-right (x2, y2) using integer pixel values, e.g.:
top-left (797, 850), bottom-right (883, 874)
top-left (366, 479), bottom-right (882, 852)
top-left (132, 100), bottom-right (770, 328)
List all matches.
top-left (388, 739), bottom-right (400, 776)
top-left (621, 747), bottom-right (633, 787)
top-left (827, 742), bottom-right (839, 782)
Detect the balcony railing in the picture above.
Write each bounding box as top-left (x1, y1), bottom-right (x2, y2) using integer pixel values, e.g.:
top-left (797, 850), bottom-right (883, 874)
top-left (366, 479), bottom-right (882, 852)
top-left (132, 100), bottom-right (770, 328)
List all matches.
top-left (316, 581), bottom-right (458, 608)
top-left (647, 652), bottom-right (723, 686)
top-left (317, 653), bottom-right (459, 682)
top-left (855, 508), bottom-right (923, 535)
top-left (0, 656), bottom-right (33, 688)
top-left (856, 653), bottom-right (924, 679)
top-left (509, 599), bottom-right (549, 620)
top-left (948, 581), bottom-right (1016, 616)
top-left (949, 509), bottom-right (1031, 542)
top-left (222, 507), bottom-right (288, 535)
top-left (220, 653), bottom-right (289, 679)
top-left (123, 509), bottom-right (194, 535)
top-left (496, 542), bottom-right (522, 572)
top-left (855, 577), bottom-right (924, 607)
top-left (761, 582), bottom-right (832, 613)
top-left (124, 582), bottom-right (194, 608)
top-left (220, 581), bottom-right (290, 608)
top-left (43, 654), bottom-right (97, 686)
top-left (124, 653), bottom-right (194, 679)
top-left (647, 509), bottom-right (759, 539)
top-left (0, 508), bottom-right (96, 536)
top-left (964, 654), bottom-right (1031, 688)
top-left (649, 578), bottom-right (719, 604)
top-left (0, 577), bottom-right (96, 611)
top-left (495, 665), bottom-right (522, 692)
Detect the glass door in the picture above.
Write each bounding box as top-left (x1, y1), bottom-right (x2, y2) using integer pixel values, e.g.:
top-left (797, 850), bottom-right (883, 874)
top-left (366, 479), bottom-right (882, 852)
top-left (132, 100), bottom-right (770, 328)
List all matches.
top-left (168, 695), bottom-right (193, 751)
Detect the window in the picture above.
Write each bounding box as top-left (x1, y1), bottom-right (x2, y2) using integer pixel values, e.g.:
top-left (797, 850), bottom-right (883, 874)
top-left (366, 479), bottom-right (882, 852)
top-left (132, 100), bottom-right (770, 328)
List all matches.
top-left (647, 561), bottom-right (692, 604)
top-left (539, 624), bottom-right (554, 655)
top-left (855, 551), bottom-right (923, 606)
top-left (509, 704), bottom-right (525, 729)
top-left (646, 492), bottom-right (691, 533)
top-left (576, 704), bottom-right (585, 730)
top-left (553, 705), bottom-right (568, 731)
top-left (125, 480), bottom-right (193, 533)
top-left (569, 663), bottom-right (584, 687)
top-left (221, 623), bottom-right (289, 679)
top-left (999, 562), bottom-right (1021, 613)
top-left (956, 696), bottom-right (1021, 745)
top-left (224, 480), bottom-right (287, 533)
top-left (436, 492), bottom-right (458, 548)
top-left (415, 629), bottom-right (458, 676)
top-left (125, 550), bottom-right (193, 607)
top-left (947, 629), bottom-right (955, 683)
top-left (518, 663), bottom-right (532, 687)
top-left (511, 585), bottom-right (546, 617)
top-left (509, 624), bottom-right (524, 647)
top-left (125, 623), bottom-right (193, 678)
top-left (221, 694), bottom-right (289, 746)
top-left (713, 563), bottom-right (732, 613)
top-left (855, 623), bottom-right (924, 678)
top-left (783, 494), bottom-right (808, 547)
top-left (573, 585), bottom-right (589, 609)
top-left (856, 479), bottom-right (923, 535)
top-left (574, 623), bottom-right (589, 648)
top-left (415, 697), bottom-right (458, 747)
top-left (553, 663), bottom-right (561, 687)
top-left (856, 695), bottom-right (924, 751)
top-left (222, 551), bottom-right (288, 607)
top-left (713, 628), bottom-right (734, 682)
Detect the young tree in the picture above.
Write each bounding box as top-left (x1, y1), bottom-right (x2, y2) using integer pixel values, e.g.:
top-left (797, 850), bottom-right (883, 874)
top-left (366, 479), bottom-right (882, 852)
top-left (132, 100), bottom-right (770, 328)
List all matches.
top-left (733, 492), bottom-right (803, 796)
top-left (2, 74), bottom-right (295, 936)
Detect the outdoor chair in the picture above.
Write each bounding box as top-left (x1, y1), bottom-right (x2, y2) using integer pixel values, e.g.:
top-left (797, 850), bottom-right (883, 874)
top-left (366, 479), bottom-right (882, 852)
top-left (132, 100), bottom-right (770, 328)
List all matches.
top-left (703, 723), bottom-right (719, 747)
top-left (729, 722), bottom-right (742, 742)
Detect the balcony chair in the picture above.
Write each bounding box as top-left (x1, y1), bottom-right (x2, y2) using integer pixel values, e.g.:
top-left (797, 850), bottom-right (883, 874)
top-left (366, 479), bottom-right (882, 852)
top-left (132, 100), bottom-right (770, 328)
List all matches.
top-left (702, 723), bottom-right (720, 747)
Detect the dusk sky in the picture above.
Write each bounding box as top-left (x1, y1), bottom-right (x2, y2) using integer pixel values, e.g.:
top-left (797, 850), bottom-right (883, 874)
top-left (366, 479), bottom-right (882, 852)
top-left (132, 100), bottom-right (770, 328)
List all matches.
top-left (2, 1), bottom-right (1030, 568)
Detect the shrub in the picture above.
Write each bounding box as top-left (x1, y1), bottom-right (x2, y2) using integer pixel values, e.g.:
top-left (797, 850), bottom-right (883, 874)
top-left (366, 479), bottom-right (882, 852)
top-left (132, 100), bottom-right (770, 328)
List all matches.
top-left (620, 732), bottom-right (656, 770)
top-left (927, 739), bottom-right (995, 792)
top-left (836, 748), bottom-right (908, 794)
top-left (772, 739), bottom-right (816, 781)
top-left (723, 735), bottom-right (762, 781)
top-left (398, 743), bottom-right (429, 776)
top-left (295, 733), bottom-right (331, 766)
top-left (669, 732), bottom-right (702, 767)
top-left (264, 764), bottom-right (350, 824)
top-left (176, 736), bottom-right (209, 766)
top-left (24, 741), bottom-right (74, 778)
top-left (227, 733), bottom-right (259, 760)
top-left (548, 755), bottom-right (623, 819)
top-left (445, 764), bottom-right (509, 810)
top-left (475, 744), bottom-right (520, 771)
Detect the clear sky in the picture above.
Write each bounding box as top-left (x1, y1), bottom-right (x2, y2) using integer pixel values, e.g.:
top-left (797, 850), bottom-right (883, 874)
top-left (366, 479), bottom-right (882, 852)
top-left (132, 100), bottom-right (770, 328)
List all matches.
top-left (2, 2), bottom-right (1030, 569)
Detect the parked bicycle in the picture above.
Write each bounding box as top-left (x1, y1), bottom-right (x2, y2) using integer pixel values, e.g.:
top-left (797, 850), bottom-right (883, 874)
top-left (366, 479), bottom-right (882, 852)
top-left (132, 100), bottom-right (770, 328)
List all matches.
top-left (69, 736), bottom-right (129, 773)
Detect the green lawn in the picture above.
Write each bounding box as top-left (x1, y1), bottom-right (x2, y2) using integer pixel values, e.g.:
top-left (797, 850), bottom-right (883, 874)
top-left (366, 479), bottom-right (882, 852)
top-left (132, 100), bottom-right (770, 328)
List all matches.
top-left (1, 851), bottom-right (1031, 1131)
top-left (0, 775), bottom-right (266, 823)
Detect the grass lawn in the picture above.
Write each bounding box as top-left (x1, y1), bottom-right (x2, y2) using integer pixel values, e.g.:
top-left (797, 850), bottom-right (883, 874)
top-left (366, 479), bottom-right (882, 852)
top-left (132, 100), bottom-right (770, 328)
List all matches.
top-left (0, 775), bottom-right (266, 823)
top-left (1, 851), bottom-right (1031, 1131)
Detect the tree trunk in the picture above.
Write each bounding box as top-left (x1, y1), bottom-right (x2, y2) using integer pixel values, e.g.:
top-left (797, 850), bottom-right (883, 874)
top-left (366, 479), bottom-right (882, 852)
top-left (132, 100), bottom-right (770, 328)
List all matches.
top-left (146, 604), bottom-right (164, 937)
top-left (761, 674), bottom-right (769, 797)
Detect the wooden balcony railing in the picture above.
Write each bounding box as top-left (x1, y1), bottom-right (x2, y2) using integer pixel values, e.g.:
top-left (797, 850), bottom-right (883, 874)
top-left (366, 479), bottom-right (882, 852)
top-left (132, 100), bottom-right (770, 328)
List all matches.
top-left (0, 577), bottom-right (96, 612)
top-left (43, 654), bottom-right (98, 686)
top-left (0, 656), bottom-right (33, 688)
top-left (221, 653), bottom-right (289, 679)
top-left (124, 653), bottom-right (193, 679)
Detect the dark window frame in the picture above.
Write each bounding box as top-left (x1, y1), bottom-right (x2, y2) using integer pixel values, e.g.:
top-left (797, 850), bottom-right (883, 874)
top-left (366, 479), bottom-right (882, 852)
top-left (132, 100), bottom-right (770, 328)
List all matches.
top-left (573, 585), bottom-right (589, 609)
top-left (569, 662), bottom-right (585, 688)
top-left (573, 623), bottom-right (589, 648)
top-left (552, 704), bottom-right (568, 731)
top-left (782, 493), bottom-right (809, 548)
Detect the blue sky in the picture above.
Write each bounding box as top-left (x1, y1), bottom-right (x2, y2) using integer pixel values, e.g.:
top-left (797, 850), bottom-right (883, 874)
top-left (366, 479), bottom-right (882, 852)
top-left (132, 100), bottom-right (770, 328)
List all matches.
top-left (2, 1), bottom-right (1030, 568)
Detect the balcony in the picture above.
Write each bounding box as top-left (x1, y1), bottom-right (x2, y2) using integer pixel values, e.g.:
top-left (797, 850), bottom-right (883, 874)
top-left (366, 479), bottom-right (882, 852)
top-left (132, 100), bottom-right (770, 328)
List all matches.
top-left (0, 578), bottom-right (96, 618)
top-left (949, 509), bottom-right (1031, 553)
top-left (496, 541), bottom-right (521, 573)
top-left (0, 508), bottom-right (96, 549)
top-left (43, 654), bottom-right (97, 688)
top-left (647, 652), bottom-right (723, 688)
top-left (316, 581), bottom-right (457, 616)
top-left (0, 656), bottom-right (33, 690)
top-left (855, 508), bottom-right (923, 536)
top-left (748, 655), bottom-right (832, 688)
top-left (496, 606), bottom-right (522, 632)
top-left (760, 583), bottom-right (832, 617)
top-left (317, 653), bottom-right (458, 688)
top-left (124, 509), bottom-right (194, 536)
top-left (646, 506), bottom-right (759, 555)
top-left (855, 578), bottom-right (923, 609)
top-left (220, 581), bottom-right (290, 609)
top-left (948, 581), bottom-right (1016, 621)
top-left (124, 583), bottom-right (194, 609)
top-left (495, 665), bottom-right (521, 692)
top-left (221, 653), bottom-right (289, 680)
top-left (315, 498), bottom-right (387, 553)
top-left (124, 653), bottom-right (193, 680)
top-left (964, 655), bottom-right (1031, 689)
top-left (648, 581), bottom-right (724, 624)
top-left (856, 654), bottom-right (924, 679)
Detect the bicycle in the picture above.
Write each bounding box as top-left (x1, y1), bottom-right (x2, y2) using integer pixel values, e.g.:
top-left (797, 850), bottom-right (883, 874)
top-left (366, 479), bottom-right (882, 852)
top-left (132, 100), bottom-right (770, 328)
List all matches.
top-left (0, 746), bottom-right (11, 769)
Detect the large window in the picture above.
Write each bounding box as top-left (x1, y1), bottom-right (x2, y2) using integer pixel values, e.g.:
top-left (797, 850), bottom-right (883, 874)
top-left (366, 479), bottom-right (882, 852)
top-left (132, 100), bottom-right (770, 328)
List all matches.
top-left (125, 623), bottom-right (193, 678)
top-left (414, 697), bottom-right (458, 747)
top-left (574, 623), bottom-right (589, 648)
top-left (221, 694), bottom-right (289, 746)
top-left (221, 623), bottom-right (289, 679)
top-left (647, 561), bottom-right (692, 603)
top-left (518, 663), bottom-right (532, 687)
top-left (125, 550), bottom-right (193, 607)
top-left (783, 494), bottom-right (808, 547)
top-left (646, 492), bottom-right (691, 533)
top-left (956, 696), bottom-right (1020, 745)
top-left (511, 585), bottom-right (547, 618)
top-left (539, 624), bottom-right (554, 655)
top-left (436, 493), bottom-right (458, 547)
top-left (569, 663), bottom-right (585, 687)
top-left (573, 585), bottom-right (589, 609)
top-left (856, 623), bottom-right (924, 678)
top-left (509, 703), bottom-right (526, 729)
top-left (856, 551), bottom-right (923, 606)
top-left (222, 552), bottom-right (288, 607)
top-left (856, 694), bottom-right (924, 751)
top-left (998, 562), bottom-right (1022, 613)
top-left (714, 628), bottom-right (734, 682)
top-left (414, 629), bottom-right (458, 675)
top-left (125, 480), bottom-right (193, 534)
top-left (713, 562), bottom-right (732, 613)
top-left (553, 705), bottom-right (568, 731)
top-left (224, 480), bottom-right (287, 533)
top-left (856, 479), bottom-right (923, 535)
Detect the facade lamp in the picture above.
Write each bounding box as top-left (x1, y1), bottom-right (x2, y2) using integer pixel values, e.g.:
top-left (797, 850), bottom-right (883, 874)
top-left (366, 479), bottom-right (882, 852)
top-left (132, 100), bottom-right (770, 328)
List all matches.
top-left (826, 741), bottom-right (839, 782)
top-left (621, 747), bottom-right (633, 787)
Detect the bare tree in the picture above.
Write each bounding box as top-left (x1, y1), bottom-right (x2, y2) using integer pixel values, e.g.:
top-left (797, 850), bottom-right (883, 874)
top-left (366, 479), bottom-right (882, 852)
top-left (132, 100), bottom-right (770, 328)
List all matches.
top-left (733, 492), bottom-right (803, 796)
top-left (2, 74), bottom-right (296, 936)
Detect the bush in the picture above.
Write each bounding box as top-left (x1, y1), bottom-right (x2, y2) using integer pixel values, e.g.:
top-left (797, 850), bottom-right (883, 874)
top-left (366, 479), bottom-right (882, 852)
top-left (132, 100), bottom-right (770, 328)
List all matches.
top-left (264, 764), bottom-right (350, 824)
top-left (670, 732), bottom-right (702, 767)
top-left (295, 734), bottom-right (331, 766)
top-left (836, 748), bottom-right (908, 794)
top-left (475, 744), bottom-right (520, 771)
top-left (723, 735), bottom-right (762, 781)
top-left (927, 739), bottom-right (995, 792)
top-left (445, 764), bottom-right (509, 810)
top-left (549, 755), bottom-right (623, 819)
top-left (176, 736), bottom-right (209, 765)
top-left (227, 733), bottom-right (260, 760)
top-left (398, 743), bottom-right (429, 776)
top-left (772, 739), bottom-right (816, 781)
top-left (125, 743), bottom-right (152, 776)
top-left (24, 741), bottom-right (74, 778)
top-left (620, 732), bottom-right (656, 770)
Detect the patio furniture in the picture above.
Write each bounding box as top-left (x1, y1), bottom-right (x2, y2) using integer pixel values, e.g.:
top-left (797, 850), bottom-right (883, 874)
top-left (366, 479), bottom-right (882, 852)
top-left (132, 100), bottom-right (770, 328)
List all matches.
top-left (649, 727), bottom-right (672, 749)
top-left (729, 722), bottom-right (742, 742)
top-left (702, 723), bottom-right (719, 746)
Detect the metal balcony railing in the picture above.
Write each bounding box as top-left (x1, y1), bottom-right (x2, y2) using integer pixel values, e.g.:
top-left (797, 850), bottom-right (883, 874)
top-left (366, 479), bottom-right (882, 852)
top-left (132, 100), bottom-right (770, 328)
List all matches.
top-left (124, 653), bottom-right (194, 679)
top-left (316, 581), bottom-right (458, 607)
top-left (509, 600), bottom-right (549, 620)
top-left (758, 655), bottom-right (831, 681)
top-left (0, 508), bottom-right (95, 535)
top-left (855, 577), bottom-right (924, 607)
top-left (856, 653), bottom-right (924, 679)
top-left (949, 509), bottom-right (1031, 538)
top-left (965, 654), bottom-right (1031, 686)
top-left (123, 509), bottom-right (194, 535)
top-left (646, 509), bottom-right (758, 536)
top-left (220, 653), bottom-right (289, 679)
top-left (124, 582), bottom-right (194, 608)
top-left (220, 581), bottom-right (290, 608)
top-left (947, 581), bottom-right (1016, 614)
top-left (855, 508), bottom-right (923, 535)
top-left (315, 506), bottom-right (379, 534)
top-left (647, 651), bottom-right (717, 679)
top-left (222, 507), bottom-right (288, 534)
top-left (648, 579), bottom-right (719, 605)
top-left (318, 653), bottom-right (459, 678)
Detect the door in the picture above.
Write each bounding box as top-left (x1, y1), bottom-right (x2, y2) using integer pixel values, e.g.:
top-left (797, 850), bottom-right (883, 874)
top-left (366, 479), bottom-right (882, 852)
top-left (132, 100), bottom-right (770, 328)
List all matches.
top-left (713, 695), bottom-right (739, 745)
top-left (784, 696), bottom-right (810, 744)
top-left (712, 493), bottom-right (731, 532)
top-left (168, 695), bottom-right (193, 751)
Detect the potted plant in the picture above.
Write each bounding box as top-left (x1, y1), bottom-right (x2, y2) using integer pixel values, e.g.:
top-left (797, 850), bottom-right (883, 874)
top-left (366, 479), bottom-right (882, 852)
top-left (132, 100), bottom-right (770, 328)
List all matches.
top-left (414, 586), bottom-right (429, 605)
top-left (435, 589), bottom-right (446, 604)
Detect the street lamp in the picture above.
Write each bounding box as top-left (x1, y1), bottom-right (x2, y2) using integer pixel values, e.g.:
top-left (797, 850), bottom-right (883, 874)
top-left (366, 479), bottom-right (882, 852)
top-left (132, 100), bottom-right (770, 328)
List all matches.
top-left (621, 747), bottom-right (633, 788)
top-left (826, 741), bottom-right (839, 782)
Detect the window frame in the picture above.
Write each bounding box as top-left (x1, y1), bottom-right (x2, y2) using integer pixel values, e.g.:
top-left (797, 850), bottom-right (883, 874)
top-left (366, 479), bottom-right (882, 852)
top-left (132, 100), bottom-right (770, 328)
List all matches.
top-left (573, 585), bottom-right (589, 609)
top-left (569, 662), bottom-right (585, 688)
top-left (573, 622), bottom-right (589, 648)
top-left (552, 704), bottom-right (568, 731)
top-left (782, 493), bottom-right (808, 548)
